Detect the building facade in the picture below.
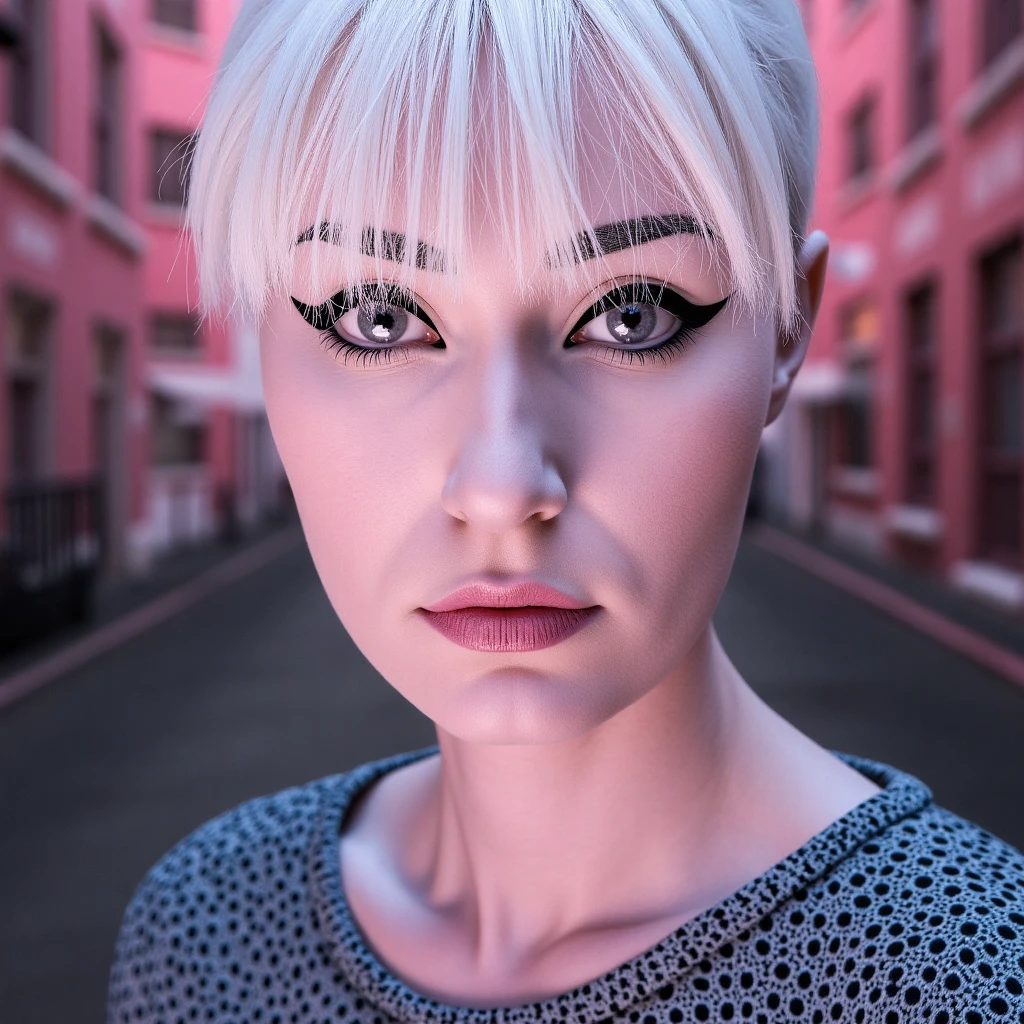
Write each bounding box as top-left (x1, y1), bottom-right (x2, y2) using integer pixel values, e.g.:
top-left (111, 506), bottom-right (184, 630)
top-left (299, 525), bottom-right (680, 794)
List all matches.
top-left (139, 0), bottom-right (284, 563)
top-left (0, 0), bottom-right (285, 596)
top-left (0, 0), bottom-right (149, 577)
top-left (767, 0), bottom-right (1024, 613)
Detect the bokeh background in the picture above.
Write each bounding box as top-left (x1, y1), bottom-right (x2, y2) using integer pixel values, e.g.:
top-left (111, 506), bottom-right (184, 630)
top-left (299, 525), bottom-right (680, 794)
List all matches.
top-left (0, 1), bottom-right (1022, 1022)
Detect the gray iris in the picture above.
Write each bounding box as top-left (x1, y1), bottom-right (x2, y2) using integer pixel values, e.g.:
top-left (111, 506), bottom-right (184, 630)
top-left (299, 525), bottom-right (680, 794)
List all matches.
top-left (356, 304), bottom-right (407, 343)
top-left (606, 302), bottom-right (657, 343)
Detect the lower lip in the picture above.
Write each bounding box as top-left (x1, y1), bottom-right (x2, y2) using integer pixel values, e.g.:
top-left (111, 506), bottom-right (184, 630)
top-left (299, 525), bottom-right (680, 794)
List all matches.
top-left (418, 606), bottom-right (600, 652)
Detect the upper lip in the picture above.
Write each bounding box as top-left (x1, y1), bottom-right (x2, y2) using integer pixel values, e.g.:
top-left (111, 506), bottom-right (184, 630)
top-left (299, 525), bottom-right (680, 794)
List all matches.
top-left (422, 578), bottom-right (595, 612)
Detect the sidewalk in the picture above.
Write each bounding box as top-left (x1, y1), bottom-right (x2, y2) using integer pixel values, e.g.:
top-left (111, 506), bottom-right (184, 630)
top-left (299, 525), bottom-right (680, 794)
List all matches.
top-left (0, 512), bottom-right (305, 688)
top-left (746, 512), bottom-right (1024, 675)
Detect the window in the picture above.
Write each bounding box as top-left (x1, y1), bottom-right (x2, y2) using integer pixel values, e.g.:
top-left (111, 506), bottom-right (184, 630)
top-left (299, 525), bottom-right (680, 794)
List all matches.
top-left (150, 128), bottom-right (197, 206)
top-left (5, 292), bottom-right (52, 484)
top-left (152, 0), bottom-right (197, 32)
top-left (92, 325), bottom-right (124, 568)
top-left (151, 394), bottom-right (205, 465)
top-left (837, 299), bottom-right (879, 469)
top-left (151, 312), bottom-right (202, 354)
top-left (977, 237), bottom-right (1022, 567)
top-left (9, 0), bottom-right (47, 145)
top-left (93, 23), bottom-right (121, 203)
top-left (847, 96), bottom-right (876, 181)
top-left (908, 0), bottom-right (939, 139)
top-left (838, 367), bottom-right (874, 468)
top-left (904, 282), bottom-right (939, 506)
top-left (982, 0), bottom-right (1023, 68)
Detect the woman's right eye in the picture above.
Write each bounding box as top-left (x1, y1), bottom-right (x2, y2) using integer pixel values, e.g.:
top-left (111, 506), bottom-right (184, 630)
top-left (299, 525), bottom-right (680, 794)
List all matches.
top-left (290, 286), bottom-right (444, 361)
top-left (333, 303), bottom-right (436, 347)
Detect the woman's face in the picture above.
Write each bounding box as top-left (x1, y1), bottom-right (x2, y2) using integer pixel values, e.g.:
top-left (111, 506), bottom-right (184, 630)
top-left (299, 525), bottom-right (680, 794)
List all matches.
top-left (260, 100), bottom-right (810, 746)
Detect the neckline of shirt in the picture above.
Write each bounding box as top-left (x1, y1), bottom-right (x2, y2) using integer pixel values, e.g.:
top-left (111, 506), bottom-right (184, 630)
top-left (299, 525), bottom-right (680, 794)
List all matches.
top-left (307, 746), bottom-right (934, 1024)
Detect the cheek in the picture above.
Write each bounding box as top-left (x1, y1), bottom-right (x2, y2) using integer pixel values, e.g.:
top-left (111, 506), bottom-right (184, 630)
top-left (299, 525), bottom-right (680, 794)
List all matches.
top-left (259, 323), bottom-right (417, 616)
top-left (588, 324), bottom-right (773, 621)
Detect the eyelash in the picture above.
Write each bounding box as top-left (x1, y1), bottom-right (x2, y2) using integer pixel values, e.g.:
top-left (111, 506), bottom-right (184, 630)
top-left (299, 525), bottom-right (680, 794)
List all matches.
top-left (294, 281), bottom-right (729, 369)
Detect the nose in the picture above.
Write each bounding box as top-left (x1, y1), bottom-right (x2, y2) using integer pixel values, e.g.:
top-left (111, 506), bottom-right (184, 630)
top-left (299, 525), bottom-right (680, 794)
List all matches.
top-left (440, 341), bottom-right (568, 531)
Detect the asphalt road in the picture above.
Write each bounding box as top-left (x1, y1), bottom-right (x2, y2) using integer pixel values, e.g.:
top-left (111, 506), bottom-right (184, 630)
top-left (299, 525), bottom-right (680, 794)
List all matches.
top-left (1, 527), bottom-right (1022, 1023)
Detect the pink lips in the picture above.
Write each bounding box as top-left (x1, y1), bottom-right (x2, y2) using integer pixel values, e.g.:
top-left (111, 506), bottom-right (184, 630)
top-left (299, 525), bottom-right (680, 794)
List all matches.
top-left (419, 580), bottom-right (601, 652)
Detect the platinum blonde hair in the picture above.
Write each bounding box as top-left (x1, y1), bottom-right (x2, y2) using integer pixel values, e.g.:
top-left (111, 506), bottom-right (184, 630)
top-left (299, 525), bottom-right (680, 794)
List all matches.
top-left (185, 0), bottom-right (818, 339)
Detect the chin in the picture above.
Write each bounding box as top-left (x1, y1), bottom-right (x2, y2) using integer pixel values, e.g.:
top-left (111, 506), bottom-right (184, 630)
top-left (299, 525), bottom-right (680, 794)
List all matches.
top-left (430, 668), bottom-right (633, 746)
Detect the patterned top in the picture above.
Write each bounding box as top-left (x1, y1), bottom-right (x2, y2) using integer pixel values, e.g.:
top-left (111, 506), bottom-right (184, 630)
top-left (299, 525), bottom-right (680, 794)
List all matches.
top-left (107, 747), bottom-right (1024, 1024)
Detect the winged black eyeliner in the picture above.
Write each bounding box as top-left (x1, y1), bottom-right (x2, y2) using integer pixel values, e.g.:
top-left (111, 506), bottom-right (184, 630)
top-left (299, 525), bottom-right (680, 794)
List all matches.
top-left (565, 286), bottom-right (730, 340)
top-left (290, 283), bottom-right (730, 347)
top-left (290, 287), bottom-right (441, 337)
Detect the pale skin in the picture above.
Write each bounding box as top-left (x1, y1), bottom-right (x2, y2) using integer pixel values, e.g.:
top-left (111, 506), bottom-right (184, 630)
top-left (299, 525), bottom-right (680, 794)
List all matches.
top-left (258, 80), bottom-right (882, 1007)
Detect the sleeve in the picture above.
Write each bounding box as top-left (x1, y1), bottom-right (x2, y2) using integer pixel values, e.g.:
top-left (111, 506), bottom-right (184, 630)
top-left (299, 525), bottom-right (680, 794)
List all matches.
top-left (105, 781), bottom-right (329, 1024)
top-left (105, 862), bottom-right (192, 1024)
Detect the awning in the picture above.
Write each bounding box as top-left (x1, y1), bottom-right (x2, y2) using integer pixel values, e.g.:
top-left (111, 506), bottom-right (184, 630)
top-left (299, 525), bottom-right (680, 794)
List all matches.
top-left (789, 361), bottom-right (847, 403)
top-left (148, 366), bottom-right (266, 413)
top-left (147, 321), bottom-right (266, 413)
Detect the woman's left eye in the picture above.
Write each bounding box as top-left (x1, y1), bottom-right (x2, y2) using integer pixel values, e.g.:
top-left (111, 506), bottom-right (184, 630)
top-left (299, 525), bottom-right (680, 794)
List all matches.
top-left (572, 301), bottom-right (681, 347)
top-left (564, 284), bottom-right (730, 366)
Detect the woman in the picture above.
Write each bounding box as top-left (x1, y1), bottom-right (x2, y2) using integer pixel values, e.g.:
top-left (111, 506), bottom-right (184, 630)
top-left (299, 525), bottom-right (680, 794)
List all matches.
top-left (108, 0), bottom-right (1024, 1021)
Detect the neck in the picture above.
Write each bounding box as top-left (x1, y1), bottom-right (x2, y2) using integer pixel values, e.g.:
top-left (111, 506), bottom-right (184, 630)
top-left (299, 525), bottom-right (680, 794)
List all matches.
top-left (404, 626), bottom-right (766, 959)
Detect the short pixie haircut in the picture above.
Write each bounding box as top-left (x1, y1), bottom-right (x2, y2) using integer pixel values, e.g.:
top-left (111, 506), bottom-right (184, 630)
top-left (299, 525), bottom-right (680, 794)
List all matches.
top-left (185, 0), bottom-right (818, 340)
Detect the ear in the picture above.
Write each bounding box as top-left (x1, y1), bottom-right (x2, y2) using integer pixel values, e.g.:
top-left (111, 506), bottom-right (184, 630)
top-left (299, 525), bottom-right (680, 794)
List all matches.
top-left (764, 230), bottom-right (829, 427)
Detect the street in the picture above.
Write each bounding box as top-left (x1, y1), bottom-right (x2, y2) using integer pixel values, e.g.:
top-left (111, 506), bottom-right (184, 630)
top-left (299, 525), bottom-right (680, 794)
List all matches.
top-left (1, 527), bottom-right (1022, 1023)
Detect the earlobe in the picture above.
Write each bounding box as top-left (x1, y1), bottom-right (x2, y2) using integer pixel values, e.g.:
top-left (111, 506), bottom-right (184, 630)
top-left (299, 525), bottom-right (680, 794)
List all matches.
top-left (764, 230), bottom-right (830, 427)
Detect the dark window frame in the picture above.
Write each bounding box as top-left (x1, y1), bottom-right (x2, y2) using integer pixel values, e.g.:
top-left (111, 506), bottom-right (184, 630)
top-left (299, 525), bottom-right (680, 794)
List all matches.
top-left (150, 393), bottom-right (206, 466)
top-left (846, 94), bottom-right (876, 182)
top-left (907, 0), bottom-right (940, 140)
top-left (975, 233), bottom-right (1023, 567)
top-left (151, 0), bottom-right (198, 32)
top-left (93, 20), bottom-right (122, 204)
top-left (5, 288), bottom-right (54, 485)
top-left (903, 279), bottom-right (939, 507)
top-left (150, 311), bottom-right (203, 354)
top-left (981, 0), bottom-right (1023, 69)
top-left (150, 126), bottom-right (198, 206)
top-left (8, 0), bottom-right (48, 146)
top-left (836, 297), bottom-right (879, 471)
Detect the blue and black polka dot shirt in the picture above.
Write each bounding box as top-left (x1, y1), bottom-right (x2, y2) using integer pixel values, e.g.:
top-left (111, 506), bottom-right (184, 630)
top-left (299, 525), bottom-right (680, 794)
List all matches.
top-left (107, 748), bottom-right (1024, 1023)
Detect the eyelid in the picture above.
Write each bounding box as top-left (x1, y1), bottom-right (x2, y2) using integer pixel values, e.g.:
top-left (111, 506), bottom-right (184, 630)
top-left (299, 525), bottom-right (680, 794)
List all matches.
top-left (290, 284), bottom-right (442, 338)
top-left (564, 279), bottom-right (726, 339)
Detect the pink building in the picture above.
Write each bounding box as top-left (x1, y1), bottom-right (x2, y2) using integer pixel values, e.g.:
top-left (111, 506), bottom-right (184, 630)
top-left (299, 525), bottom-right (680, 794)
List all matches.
top-left (0, 0), bottom-right (284, 613)
top-left (768, 0), bottom-right (1024, 614)
top-left (138, 0), bottom-right (283, 561)
top-left (0, 0), bottom-right (148, 577)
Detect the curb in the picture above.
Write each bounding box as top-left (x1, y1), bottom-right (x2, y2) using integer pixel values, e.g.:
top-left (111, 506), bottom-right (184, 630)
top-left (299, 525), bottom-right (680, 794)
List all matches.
top-left (0, 525), bottom-right (305, 714)
top-left (748, 523), bottom-right (1024, 693)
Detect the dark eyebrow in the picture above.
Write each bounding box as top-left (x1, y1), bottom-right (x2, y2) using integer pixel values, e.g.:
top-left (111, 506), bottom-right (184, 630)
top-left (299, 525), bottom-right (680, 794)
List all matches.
top-left (294, 222), bottom-right (447, 272)
top-left (563, 214), bottom-right (714, 264)
top-left (294, 212), bottom-right (712, 272)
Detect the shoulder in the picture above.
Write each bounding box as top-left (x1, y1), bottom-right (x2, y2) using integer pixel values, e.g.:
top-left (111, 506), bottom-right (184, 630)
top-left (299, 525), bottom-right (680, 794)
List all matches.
top-left (817, 800), bottom-right (1024, 1021)
top-left (105, 774), bottom-right (342, 1024)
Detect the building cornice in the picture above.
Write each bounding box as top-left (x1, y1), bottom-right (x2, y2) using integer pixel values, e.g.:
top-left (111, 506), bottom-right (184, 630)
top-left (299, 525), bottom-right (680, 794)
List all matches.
top-left (85, 195), bottom-right (148, 259)
top-left (958, 37), bottom-right (1024, 131)
top-left (0, 128), bottom-right (79, 209)
top-left (888, 126), bottom-right (944, 194)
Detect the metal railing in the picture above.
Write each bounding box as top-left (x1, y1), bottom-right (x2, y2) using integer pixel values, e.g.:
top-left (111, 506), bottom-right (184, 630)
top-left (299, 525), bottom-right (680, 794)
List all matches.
top-left (0, 477), bottom-right (104, 656)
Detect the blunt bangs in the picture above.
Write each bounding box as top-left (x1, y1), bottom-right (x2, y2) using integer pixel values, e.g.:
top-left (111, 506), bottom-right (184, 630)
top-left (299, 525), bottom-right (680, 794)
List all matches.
top-left (185, 0), bottom-right (818, 341)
